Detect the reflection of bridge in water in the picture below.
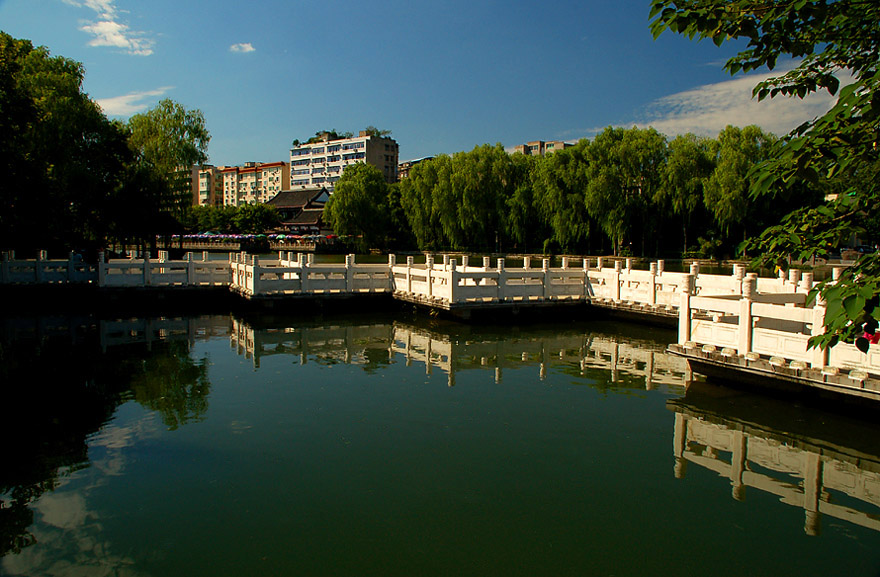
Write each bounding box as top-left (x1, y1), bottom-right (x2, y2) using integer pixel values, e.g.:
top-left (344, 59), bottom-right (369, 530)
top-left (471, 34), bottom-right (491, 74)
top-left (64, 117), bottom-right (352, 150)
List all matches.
top-left (669, 383), bottom-right (880, 536)
top-left (0, 315), bottom-right (231, 351)
top-left (229, 318), bottom-right (690, 389)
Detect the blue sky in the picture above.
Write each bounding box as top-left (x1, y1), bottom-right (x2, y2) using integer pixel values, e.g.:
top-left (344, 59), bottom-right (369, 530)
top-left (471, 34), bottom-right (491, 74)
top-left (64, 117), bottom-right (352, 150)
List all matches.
top-left (1, 0), bottom-right (840, 166)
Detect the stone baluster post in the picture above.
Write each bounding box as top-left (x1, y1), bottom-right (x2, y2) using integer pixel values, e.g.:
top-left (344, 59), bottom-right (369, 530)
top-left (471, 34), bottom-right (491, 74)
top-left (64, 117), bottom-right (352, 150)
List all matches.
top-left (461, 255), bottom-right (469, 269)
top-left (811, 290), bottom-right (828, 369)
top-left (596, 257), bottom-right (603, 271)
top-left (345, 254), bottom-right (355, 291)
top-left (426, 254), bottom-right (434, 298)
top-left (497, 258), bottom-right (506, 301)
top-left (35, 250), bottom-right (47, 283)
top-left (388, 254), bottom-right (396, 291)
top-left (442, 254), bottom-right (450, 271)
top-left (788, 268), bottom-right (801, 290)
top-left (186, 252), bottom-right (195, 286)
top-left (734, 264), bottom-right (745, 295)
top-left (483, 256), bottom-right (491, 269)
top-left (302, 253), bottom-right (313, 293)
top-left (561, 256), bottom-right (569, 269)
top-left (583, 257), bottom-right (591, 298)
top-left (251, 254), bottom-right (261, 295)
top-left (612, 259), bottom-right (622, 301)
top-left (799, 271), bottom-right (814, 294)
top-left (406, 256), bottom-right (414, 293)
top-left (67, 251), bottom-right (76, 282)
top-left (449, 258), bottom-right (458, 303)
top-left (689, 262), bottom-right (700, 295)
top-left (542, 258), bottom-right (551, 299)
top-left (738, 273), bottom-right (758, 355)
top-left (679, 273), bottom-right (696, 344)
top-left (523, 256), bottom-right (531, 270)
top-left (648, 262), bottom-right (658, 306)
top-left (625, 257), bottom-right (633, 271)
top-left (143, 251), bottom-right (152, 286)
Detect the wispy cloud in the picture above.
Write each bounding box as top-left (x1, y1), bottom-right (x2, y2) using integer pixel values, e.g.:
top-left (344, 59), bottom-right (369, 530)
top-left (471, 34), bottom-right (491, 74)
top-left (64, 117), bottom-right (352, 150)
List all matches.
top-left (631, 66), bottom-right (852, 138)
top-left (229, 42), bottom-right (255, 53)
top-left (96, 86), bottom-right (173, 116)
top-left (63, 0), bottom-right (155, 55)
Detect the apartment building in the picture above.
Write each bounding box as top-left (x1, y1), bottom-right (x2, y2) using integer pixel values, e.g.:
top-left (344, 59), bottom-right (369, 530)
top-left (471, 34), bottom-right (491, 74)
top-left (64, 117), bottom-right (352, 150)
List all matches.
top-left (513, 140), bottom-right (573, 156)
top-left (191, 165), bottom-right (224, 207)
top-left (290, 131), bottom-right (399, 189)
top-left (221, 161), bottom-right (290, 206)
top-left (398, 156), bottom-right (434, 180)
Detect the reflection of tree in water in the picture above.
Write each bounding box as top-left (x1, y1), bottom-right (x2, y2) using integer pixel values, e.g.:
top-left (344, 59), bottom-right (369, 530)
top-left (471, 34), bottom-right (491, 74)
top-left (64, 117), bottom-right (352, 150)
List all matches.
top-left (124, 341), bottom-right (210, 430)
top-left (0, 324), bottom-right (212, 558)
top-left (361, 347), bottom-right (393, 374)
top-left (0, 332), bottom-right (117, 557)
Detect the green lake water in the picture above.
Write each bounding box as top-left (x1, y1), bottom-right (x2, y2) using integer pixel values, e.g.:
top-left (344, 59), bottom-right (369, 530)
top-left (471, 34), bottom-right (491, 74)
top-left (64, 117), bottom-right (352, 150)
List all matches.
top-left (2, 312), bottom-right (880, 576)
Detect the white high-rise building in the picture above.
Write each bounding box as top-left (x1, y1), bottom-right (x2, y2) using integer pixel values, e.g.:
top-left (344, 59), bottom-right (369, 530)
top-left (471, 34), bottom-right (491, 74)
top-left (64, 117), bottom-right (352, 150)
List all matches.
top-left (289, 131), bottom-right (399, 189)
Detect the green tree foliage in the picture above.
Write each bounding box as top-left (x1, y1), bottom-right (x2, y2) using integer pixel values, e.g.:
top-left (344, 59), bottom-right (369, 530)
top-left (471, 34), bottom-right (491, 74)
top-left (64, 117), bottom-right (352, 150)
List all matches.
top-left (127, 99), bottom-right (210, 217)
top-left (448, 144), bottom-right (520, 250)
top-left (398, 156), bottom-right (448, 250)
top-left (0, 32), bottom-right (131, 253)
top-left (703, 126), bottom-right (777, 240)
top-left (650, 0), bottom-right (880, 351)
top-left (233, 203), bottom-right (281, 235)
top-left (504, 153), bottom-right (544, 253)
top-left (660, 133), bottom-right (715, 254)
top-left (305, 129), bottom-right (353, 144)
top-left (363, 126), bottom-right (392, 138)
top-left (323, 163), bottom-right (391, 249)
top-left (398, 145), bottom-right (530, 252)
top-left (182, 204), bottom-right (280, 235)
top-left (585, 127), bottom-right (668, 255)
top-left (530, 141), bottom-right (591, 253)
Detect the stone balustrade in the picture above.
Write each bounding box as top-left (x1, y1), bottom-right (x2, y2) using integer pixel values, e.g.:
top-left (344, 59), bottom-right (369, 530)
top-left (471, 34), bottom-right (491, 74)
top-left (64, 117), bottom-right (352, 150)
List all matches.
top-left (228, 252), bottom-right (394, 297)
top-left (677, 271), bottom-right (880, 380)
top-left (5, 249), bottom-right (874, 382)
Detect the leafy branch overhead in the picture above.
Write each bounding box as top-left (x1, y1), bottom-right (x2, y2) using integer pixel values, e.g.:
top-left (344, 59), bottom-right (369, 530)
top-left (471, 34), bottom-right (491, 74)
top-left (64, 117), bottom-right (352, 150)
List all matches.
top-left (650, 0), bottom-right (880, 351)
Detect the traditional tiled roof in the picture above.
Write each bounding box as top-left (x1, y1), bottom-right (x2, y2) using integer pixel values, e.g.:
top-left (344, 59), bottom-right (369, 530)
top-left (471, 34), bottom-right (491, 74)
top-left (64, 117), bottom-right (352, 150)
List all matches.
top-left (266, 187), bottom-right (328, 209)
top-left (290, 208), bottom-right (324, 226)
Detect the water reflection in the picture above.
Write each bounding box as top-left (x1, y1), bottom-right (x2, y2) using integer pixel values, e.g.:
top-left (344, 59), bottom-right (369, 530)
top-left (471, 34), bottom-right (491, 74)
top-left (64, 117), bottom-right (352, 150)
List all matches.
top-left (669, 382), bottom-right (880, 536)
top-left (230, 316), bottom-right (690, 390)
top-left (0, 315), bottom-right (224, 568)
top-left (6, 313), bottom-right (880, 576)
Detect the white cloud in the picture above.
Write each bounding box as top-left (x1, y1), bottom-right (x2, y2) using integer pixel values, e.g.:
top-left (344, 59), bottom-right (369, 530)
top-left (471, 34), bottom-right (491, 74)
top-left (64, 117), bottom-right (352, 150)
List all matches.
top-left (230, 42), bottom-right (256, 53)
top-left (64, 0), bottom-right (155, 55)
top-left (96, 86), bottom-right (174, 116)
top-left (631, 66), bottom-right (853, 138)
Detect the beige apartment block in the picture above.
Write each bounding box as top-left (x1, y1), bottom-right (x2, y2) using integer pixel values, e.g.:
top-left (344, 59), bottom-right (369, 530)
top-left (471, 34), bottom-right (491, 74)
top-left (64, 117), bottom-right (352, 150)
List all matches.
top-left (221, 161), bottom-right (290, 206)
top-left (191, 165), bottom-right (225, 207)
top-left (290, 131), bottom-right (399, 189)
top-left (513, 140), bottom-right (573, 156)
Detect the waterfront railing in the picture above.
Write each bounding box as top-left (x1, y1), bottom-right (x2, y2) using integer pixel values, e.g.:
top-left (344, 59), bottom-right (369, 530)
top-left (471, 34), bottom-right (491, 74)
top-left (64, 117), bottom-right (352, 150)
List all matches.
top-left (3, 249), bottom-right (876, 382)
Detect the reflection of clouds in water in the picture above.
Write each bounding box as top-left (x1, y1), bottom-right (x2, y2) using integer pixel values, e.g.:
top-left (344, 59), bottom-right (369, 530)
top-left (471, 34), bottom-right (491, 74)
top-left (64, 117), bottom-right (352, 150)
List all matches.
top-left (1, 411), bottom-right (160, 577)
top-left (2, 520), bottom-right (141, 577)
top-left (89, 412), bottom-right (160, 477)
top-left (37, 492), bottom-right (91, 530)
